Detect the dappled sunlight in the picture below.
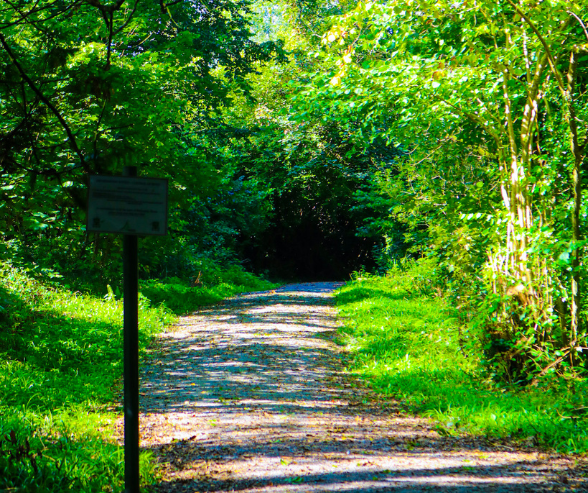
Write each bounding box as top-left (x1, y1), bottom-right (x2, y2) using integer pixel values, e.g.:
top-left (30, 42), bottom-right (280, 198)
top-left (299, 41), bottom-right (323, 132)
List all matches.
top-left (135, 283), bottom-right (587, 492)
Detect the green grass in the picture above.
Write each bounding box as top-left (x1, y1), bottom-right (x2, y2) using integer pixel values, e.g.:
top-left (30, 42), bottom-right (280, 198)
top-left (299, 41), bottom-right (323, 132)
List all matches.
top-left (336, 268), bottom-right (588, 454)
top-left (140, 265), bottom-right (277, 315)
top-left (0, 261), bottom-right (277, 491)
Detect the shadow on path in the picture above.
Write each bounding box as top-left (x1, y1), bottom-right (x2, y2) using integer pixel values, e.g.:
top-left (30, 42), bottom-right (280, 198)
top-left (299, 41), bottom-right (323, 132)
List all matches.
top-left (137, 283), bottom-right (587, 492)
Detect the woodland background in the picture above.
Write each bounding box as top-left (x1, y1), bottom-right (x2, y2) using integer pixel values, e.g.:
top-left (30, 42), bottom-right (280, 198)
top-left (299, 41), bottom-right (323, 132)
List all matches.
top-left (1, 0), bottom-right (588, 489)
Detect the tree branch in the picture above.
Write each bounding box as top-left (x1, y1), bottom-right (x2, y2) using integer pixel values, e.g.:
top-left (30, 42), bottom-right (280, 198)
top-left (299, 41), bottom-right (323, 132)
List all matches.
top-left (0, 0), bottom-right (40, 29)
top-left (1, 0), bottom-right (83, 33)
top-left (84, 0), bottom-right (127, 14)
top-left (530, 348), bottom-right (571, 385)
top-left (0, 32), bottom-right (88, 172)
top-left (506, 0), bottom-right (568, 93)
top-left (106, 10), bottom-right (114, 69)
top-left (568, 11), bottom-right (588, 43)
top-left (161, 0), bottom-right (183, 11)
top-left (439, 96), bottom-right (503, 147)
top-left (113, 0), bottom-right (140, 35)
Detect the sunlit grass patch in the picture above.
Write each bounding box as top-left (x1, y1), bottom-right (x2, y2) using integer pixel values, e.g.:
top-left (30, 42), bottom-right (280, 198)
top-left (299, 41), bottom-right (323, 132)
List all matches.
top-left (0, 406), bottom-right (157, 492)
top-left (0, 263), bottom-right (169, 490)
top-left (0, 260), bottom-right (273, 490)
top-left (336, 271), bottom-right (588, 453)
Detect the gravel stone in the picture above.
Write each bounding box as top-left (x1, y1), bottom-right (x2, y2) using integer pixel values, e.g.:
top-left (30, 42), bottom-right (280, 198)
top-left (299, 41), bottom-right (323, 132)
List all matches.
top-left (128, 283), bottom-right (588, 492)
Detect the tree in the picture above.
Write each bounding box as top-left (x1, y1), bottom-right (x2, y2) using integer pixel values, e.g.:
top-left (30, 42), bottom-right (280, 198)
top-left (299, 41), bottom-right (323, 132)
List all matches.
top-left (0, 0), bottom-right (282, 281)
top-left (221, 59), bottom-right (387, 279)
top-left (311, 0), bottom-right (588, 380)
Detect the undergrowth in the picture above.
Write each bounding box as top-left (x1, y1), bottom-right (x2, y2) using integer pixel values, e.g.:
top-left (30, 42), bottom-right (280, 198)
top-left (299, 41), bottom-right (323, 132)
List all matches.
top-left (336, 264), bottom-right (588, 454)
top-left (141, 264), bottom-right (277, 315)
top-left (0, 260), bottom-right (276, 491)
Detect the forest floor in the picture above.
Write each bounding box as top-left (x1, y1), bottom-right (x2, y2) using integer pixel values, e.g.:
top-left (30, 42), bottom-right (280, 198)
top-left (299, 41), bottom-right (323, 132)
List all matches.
top-left (133, 283), bottom-right (588, 492)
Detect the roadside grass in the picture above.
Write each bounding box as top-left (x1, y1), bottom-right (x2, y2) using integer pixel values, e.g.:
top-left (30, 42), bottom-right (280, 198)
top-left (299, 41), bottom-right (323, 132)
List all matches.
top-left (0, 261), bottom-right (276, 491)
top-left (141, 264), bottom-right (277, 315)
top-left (336, 269), bottom-right (588, 454)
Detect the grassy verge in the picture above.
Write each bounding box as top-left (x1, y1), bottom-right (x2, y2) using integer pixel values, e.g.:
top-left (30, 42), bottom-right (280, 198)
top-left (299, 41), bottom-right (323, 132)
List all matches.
top-left (336, 268), bottom-right (588, 454)
top-left (140, 264), bottom-right (277, 315)
top-left (0, 261), bottom-right (277, 491)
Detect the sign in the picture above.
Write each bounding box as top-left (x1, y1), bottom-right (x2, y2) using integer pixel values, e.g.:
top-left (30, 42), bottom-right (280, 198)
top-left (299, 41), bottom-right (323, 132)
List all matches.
top-left (86, 168), bottom-right (169, 493)
top-left (87, 175), bottom-right (168, 236)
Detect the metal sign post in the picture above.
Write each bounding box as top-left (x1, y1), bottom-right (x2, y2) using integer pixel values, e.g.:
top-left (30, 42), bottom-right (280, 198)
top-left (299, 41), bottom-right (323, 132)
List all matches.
top-left (122, 166), bottom-right (140, 493)
top-left (87, 166), bottom-right (168, 493)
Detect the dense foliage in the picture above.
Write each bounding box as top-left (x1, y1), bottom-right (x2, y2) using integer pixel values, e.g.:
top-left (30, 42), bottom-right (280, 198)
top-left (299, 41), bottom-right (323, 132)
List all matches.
top-left (1, 0), bottom-right (587, 373)
top-left (304, 0), bottom-right (588, 383)
top-left (0, 0), bottom-right (283, 286)
top-left (2, 1), bottom-right (588, 487)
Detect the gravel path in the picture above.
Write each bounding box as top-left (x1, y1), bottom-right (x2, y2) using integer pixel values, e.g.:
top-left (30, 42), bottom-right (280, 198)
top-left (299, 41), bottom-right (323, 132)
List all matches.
top-left (139, 283), bottom-right (588, 492)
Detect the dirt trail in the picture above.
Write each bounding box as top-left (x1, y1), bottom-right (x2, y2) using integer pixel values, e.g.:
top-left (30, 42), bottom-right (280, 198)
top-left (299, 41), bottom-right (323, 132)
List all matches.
top-left (139, 283), bottom-right (587, 492)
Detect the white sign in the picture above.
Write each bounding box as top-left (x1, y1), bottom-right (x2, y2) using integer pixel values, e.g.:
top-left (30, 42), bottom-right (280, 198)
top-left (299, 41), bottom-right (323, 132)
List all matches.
top-left (87, 175), bottom-right (168, 236)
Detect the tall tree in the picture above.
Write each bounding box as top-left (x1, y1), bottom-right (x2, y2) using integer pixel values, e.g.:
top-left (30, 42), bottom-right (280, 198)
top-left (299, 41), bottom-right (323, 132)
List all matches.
top-left (309, 0), bottom-right (588, 380)
top-left (0, 0), bottom-right (281, 276)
